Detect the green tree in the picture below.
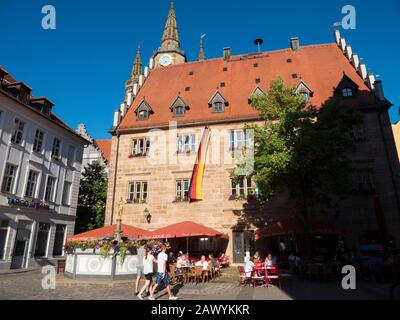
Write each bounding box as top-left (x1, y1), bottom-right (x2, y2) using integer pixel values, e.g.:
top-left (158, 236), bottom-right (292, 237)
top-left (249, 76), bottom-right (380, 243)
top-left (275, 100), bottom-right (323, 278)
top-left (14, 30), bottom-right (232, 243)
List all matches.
top-left (235, 77), bottom-right (362, 256)
top-left (75, 160), bottom-right (107, 233)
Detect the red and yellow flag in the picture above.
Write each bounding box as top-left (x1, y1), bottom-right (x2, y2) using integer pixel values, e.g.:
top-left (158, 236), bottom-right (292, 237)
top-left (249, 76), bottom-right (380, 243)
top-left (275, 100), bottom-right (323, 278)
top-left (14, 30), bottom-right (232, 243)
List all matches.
top-left (188, 127), bottom-right (211, 202)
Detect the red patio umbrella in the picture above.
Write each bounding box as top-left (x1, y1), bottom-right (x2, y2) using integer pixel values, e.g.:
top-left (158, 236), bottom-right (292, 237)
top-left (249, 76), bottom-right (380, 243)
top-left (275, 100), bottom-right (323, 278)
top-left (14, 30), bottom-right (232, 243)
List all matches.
top-left (67, 224), bottom-right (150, 241)
top-left (145, 221), bottom-right (226, 255)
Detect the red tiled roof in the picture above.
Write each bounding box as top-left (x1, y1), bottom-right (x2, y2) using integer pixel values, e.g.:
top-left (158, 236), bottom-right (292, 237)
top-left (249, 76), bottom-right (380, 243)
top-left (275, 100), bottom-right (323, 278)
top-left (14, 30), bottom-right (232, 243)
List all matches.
top-left (67, 224), bottom-right (150, 241)
top-left (118, 43), bottom-right (376, 131)
top-left (94, 139), bottom-right (112, 164)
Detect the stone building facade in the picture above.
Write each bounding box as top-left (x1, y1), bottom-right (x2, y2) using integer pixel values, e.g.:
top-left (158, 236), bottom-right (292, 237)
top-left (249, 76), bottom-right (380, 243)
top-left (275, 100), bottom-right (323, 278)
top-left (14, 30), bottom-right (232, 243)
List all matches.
top-left (0, 66), bottom-right (87, 269)
top-left (105, 2), bottom-right (400, 262)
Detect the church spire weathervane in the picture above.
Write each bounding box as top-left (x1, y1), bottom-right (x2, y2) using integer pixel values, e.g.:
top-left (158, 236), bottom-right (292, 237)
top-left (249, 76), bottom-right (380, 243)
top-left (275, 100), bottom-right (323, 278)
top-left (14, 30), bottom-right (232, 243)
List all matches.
top-left (161, 0), bottom-right (180, 49)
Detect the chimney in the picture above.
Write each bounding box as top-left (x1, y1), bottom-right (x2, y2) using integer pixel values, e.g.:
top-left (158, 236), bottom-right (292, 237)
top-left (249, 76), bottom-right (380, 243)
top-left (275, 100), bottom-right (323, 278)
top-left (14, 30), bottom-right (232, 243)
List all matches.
top-left (359, 63), bottom-right (367, 80)
top-left (126, 91), bottom-right (133, 106)
top-left (223, 47), bottom-right (231, 61)
top-left (367, 74), bottom-right (376, 90)
top-left (120, 102), bottom-right (127, 117)
top-left (374, 80), bottom-right (385, 101)
top-left (144, 66), bottom-right (149, 78)
top-left (149, 58), bottom-right (155, 69)
top-left (334, 29), bottom-right (341, 45)
top-left (138, 74), bottom-right (144, 87)
top-left (133, 83), bottom-right (139, 95)
top-left (340, 38), bottom-right (346, 52)
top-left (345, 45), bottom-right (352, 60)
top-left (113, 109), bottom-right (121, 127)
top-left (352, 54), bottom-right (360, 70)
top-left (290, 37), bottom-right (300, 51)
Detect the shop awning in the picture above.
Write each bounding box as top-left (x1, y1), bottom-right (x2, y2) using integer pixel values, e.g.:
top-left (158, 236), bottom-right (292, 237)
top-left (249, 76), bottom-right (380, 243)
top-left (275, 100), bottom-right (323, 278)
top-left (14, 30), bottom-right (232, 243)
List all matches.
top-left (255, 217), bottom-right (342, 240)
top-left (145, 221), bottom-right (225, 239)
top-left (67, 224), bottom-right (150, 241)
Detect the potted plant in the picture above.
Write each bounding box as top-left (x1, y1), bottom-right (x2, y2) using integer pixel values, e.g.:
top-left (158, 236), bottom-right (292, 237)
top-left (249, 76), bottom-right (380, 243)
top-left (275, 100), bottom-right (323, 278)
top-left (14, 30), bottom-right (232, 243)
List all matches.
top-left (228, 194), bottom-right (237, 201)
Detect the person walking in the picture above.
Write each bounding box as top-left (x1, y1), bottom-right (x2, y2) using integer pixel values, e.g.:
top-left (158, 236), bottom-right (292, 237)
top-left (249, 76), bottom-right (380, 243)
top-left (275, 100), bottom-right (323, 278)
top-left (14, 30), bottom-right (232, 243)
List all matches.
top-left (149, 244), bottom-right (178, 300)
top-left (137, 247), bottom-right (156, 300)
top-left (135, 241), bottom-right (146, 295)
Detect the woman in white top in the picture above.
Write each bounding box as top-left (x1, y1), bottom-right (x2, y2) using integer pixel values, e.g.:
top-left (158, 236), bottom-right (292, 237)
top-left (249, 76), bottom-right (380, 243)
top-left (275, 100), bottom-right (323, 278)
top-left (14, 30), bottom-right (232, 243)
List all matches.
top-left (138, 247), bottom-right (156, 300)
top-left (244, 257), bottom-right (255, 278)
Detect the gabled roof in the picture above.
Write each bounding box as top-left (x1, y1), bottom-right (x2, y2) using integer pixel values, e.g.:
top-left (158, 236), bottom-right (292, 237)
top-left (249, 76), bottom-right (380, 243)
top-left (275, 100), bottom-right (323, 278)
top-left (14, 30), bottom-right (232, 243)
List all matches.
top-left (0, 65), bottom-right (89, 144)
top-left (94, 139), bottom-right (112, 164)
top-left (294, 80), bottom-right (314, 95)
top-left (169, 95), bottom-right (189, 110)
top-left (118, 43), bottom-right (377, 132)
top-left (208, 90), bottom-right (228, 106)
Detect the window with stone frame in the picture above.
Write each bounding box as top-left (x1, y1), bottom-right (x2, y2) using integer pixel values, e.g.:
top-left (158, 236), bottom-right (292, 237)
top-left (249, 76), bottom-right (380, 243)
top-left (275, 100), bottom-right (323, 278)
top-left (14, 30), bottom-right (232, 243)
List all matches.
top-left (229, 129), bottom-right (251, 151)
top-left (51, 137), bottom-right (61, 159)
top-left (131, 138), bottom-right (150, 157)
top-left (1, 163), bottom-right (18, 194)
top-left (11, 118), bottom-right (25, 145)
top-left (44, 176), bottom-right (56, 202)
top-left (25, 170), bottom-right (39, 198)
top-left (175, 179), bottom-right (190, 202)
top-left (32, 129), bottom-right (45, 154)
top-left (230, 176), bottom-right (254, 200)
top-left (177, 133), bottom-right (196, 154)
top-left (67, 145), bottom-right (76, 166)
top-left (127, 181), bottom-right (148, 203)
top-left (0, 220), bottom-right (10, 260)
top-left (62, 181), bottom-right (72, 205)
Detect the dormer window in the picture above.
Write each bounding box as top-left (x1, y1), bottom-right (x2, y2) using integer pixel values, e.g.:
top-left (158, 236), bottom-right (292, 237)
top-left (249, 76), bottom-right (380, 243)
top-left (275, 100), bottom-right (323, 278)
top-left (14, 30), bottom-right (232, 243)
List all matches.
top-left (335, 74), bottom-right (359, 98)
top-left (300, 92), bottom-right (310, 102)
top-left (174, 106), bottom-right (185, 117)
top-left (212, 102), bottom-right (224, 112)
top-left (248, 86), bottom-right (264, 105)
top-left (170, 96), bottom-right (189, 117)
top-left (294, 80), bottom-right (313, 103)
top-left (342, 88), bottom-right (353, 97)
top-left (208, 91), bottom-right (228, 113)
top-left (135, 99), bottom-right (153, 121)
top-left (138, 110), bottom-right (149, 120)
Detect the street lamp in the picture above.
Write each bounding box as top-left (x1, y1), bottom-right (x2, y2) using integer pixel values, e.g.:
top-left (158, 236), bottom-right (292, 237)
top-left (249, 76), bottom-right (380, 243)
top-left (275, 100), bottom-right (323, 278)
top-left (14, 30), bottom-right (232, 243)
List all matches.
top-left (144, 208), bottom-right (151, 224)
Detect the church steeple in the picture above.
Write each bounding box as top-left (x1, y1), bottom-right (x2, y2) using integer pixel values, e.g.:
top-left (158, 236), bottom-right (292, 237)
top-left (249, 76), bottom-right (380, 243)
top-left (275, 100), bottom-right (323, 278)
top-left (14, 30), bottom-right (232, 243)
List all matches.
top-left (131, 46), bottom-right (142, 83)
top-left (198, 34), bottom-right (205, 61)
top-left (161, 0), bottom-right (180, 49)
top-left (153, 0), bottom-right (186, 68)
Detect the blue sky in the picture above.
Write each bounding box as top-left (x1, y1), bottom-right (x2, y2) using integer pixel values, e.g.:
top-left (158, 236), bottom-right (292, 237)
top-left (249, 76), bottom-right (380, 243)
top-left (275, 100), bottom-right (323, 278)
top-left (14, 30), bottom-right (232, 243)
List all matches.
top-left (1, 0), bottom-right (399, 139)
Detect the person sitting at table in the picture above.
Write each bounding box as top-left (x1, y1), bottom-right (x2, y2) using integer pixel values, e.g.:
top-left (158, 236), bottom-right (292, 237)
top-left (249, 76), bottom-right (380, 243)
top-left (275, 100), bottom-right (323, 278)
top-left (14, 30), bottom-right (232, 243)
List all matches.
top-left (168, 252), bottom-right (177, 264)
top-left (253, 251), bottom-right (261, 263)
top-left (209, 254), bottom-right (217, 267)
top-left (244, 257), bottom-right (255, 278)
top-left (265, 253), bottom-right (274, 267)
top-left (195, 255), bottom-right (209, 271)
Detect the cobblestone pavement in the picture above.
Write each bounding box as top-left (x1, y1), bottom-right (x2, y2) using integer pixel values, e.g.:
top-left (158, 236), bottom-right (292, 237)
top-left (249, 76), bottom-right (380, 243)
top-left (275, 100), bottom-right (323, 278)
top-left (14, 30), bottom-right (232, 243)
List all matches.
top-left (0, 268), bottom-right (394, 300)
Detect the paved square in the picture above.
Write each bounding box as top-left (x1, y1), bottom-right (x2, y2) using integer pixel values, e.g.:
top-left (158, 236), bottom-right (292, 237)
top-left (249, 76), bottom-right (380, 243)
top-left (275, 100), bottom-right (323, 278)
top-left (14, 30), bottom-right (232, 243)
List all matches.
top-left (0, 268), bottom-right (394, 300)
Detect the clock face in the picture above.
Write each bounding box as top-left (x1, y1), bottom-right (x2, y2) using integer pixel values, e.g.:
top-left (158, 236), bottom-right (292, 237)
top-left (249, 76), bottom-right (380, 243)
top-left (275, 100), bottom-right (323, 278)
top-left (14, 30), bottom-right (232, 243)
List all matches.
top-left (159, 54), bottom-right (172, 66)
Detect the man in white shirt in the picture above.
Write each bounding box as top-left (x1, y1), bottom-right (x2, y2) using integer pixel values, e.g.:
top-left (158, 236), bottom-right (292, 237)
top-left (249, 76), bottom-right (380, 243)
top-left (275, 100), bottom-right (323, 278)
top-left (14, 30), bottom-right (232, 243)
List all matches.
top-left (149, 244), bottom-right (178, 300)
